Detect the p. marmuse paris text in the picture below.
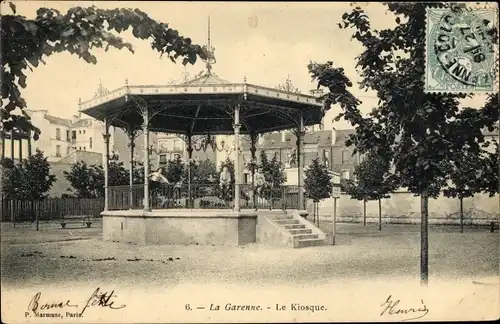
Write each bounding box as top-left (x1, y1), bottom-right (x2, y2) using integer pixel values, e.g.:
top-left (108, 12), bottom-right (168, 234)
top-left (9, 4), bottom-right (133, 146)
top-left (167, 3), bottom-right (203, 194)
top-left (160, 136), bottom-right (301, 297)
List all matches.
top-left (208, 303), bottom-right (326, 312)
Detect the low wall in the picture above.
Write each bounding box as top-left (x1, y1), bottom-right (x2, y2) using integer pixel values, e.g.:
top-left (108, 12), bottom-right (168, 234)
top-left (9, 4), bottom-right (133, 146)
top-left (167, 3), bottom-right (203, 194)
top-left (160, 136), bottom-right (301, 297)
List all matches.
top-left (256, 212), bottom-right (292, 247)
top-left (102, 209), bottom-right (257, 246)
top-left (310, 191), bottom-right (499, 225)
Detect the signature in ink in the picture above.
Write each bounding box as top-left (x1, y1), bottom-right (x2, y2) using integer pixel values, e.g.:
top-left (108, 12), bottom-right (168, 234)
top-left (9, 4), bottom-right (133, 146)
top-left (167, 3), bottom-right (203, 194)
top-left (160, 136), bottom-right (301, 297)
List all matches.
top-left (27, 288), bottom-right (126, 317)
top-left (380, 295), bottom-right (429, 321)
top-left (79, 287), bottom-right (126, 316)
top-left (27, 292), bottom-right (78, 315)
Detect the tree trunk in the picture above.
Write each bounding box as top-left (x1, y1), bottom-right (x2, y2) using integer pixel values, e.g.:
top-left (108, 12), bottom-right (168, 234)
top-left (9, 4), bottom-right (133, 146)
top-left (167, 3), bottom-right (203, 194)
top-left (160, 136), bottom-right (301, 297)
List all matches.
top-left (420, 188), bottom-right (429, 286)
top-left (363, 199), bottom-right (366, 226)
top-left (33, 200), bottom-right (39, 231)
top-left (313, 202), bottom-right (316, 223)
top-left (378, 198), bottom-right (382, 231)
top-left (459, 197), bottom-right (464, 233)
top-left (317, 202), bottom-right (320, 227)
top-left (11, 199), bottom-right (15, 227)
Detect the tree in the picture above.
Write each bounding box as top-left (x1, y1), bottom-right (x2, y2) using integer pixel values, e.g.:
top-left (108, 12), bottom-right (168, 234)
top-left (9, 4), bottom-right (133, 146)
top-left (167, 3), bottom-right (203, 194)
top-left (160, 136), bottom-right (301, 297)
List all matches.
top-left (1, 3), bottom-right (207, 139)
top-left (304, 158), bottom-right (333, 226)
top-left (308, 3), bottom-right (498, 285)
top-left (132, 160), bottom-right (145, 185)
top-left (443, 134), bottom-right (499, 233)
top-left (63, 161), bottom-right (103, 198)
top-left (2, 149), bottom-right (56, 200)
top-left (182, 158), bottom-right (217, 198)
top-left (258, 150), bottom-right (286, 207)
top-left (165, 155), bottom-right (184, 184)
top-left (64, 154), bottom-right (130, 198)
top-left (344, 151), bottom-right (396, 230)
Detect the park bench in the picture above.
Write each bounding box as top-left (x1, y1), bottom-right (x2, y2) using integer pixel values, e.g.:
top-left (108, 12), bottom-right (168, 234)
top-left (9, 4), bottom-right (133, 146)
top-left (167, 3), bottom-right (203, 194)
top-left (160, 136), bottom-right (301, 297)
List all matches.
top-left (61, 215), bottom-right (93, 229)
top-left (490, 221), bottom-right (499, 233)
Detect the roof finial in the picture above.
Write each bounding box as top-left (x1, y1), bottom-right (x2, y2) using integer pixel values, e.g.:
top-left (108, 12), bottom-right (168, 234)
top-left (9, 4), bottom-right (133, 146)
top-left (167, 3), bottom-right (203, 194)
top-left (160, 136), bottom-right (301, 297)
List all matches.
top-left (125, 78), bottom-right (129, 86)
top-left (202, 16), bottom-right (216, 75)
top-left (244, 76), bottom-right (247, 83)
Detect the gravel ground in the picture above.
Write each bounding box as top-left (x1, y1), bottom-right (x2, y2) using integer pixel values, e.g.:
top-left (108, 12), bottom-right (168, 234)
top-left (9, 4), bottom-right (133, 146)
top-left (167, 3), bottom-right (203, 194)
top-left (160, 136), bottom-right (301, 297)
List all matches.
top-left (1, 221), bottom-right (498, 290)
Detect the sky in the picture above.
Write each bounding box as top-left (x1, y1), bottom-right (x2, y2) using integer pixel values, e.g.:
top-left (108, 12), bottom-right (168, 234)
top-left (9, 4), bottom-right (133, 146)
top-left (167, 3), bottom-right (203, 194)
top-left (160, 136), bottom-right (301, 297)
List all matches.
top-left (4, 1), bottom-right (489, 130)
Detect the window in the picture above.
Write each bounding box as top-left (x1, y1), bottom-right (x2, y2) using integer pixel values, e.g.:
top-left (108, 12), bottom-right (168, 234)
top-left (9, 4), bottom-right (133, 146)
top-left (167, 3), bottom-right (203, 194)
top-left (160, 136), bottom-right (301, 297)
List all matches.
top-left (83, 146), bottom-right (86, 151)
top-left (83, 130), bottom-right (86, 134)
top-left (66, 130), bottom-right (70, 142)
top-left (67, 146), bottom-right (70, 155)
top-left (341, 150), bottom-right (346, 164)
top-left (72, 130), bottom-right (77, 139)
top-left (56, 145), bottom-right (61, 157)
top-left (159, 154), bottom-right (167, 165)
top-left (172, 139), bottom-right (181, 151)
top-left (56, 128), bottom-right (61, 140)
top-left (89, 137), bottom-right (92, 149)
top-left (341, 170), bottom-right (350, 180)
top-left (79, 130), bottom-right (81, 134)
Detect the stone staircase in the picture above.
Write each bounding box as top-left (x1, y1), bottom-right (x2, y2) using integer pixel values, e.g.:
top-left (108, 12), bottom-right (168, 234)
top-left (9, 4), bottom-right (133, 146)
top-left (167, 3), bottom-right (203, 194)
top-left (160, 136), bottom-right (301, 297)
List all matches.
top-left (273, 216), bottom-right (326, 248)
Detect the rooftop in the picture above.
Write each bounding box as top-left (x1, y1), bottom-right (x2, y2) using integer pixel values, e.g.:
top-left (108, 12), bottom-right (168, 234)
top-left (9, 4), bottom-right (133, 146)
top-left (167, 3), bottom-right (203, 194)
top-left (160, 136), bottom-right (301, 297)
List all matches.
top-left (79, 72), bottom-right (324, 135)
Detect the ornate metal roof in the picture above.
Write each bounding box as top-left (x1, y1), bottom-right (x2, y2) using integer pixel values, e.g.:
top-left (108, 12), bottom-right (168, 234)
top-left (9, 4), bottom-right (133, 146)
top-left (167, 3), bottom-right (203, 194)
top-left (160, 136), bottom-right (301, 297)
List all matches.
top-left (79, 79), bottom-right (323, 135)
top-left (182, 72), bottom-right (231, 86)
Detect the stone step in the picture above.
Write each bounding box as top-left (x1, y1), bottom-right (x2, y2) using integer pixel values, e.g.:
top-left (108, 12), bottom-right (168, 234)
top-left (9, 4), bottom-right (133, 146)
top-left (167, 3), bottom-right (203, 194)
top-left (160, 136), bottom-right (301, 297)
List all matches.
top-left (288, 228), bottom-right (313, 235)
top-left (284, 224), bottom-right (306, 230)
top-left (293, 233), bottom-right (318, 240)
top-left (275, 219), bottom-right (300, 225)
top-left (275, 214), bottom-right (293, 220)
top-left (296, 238), bottom-right (325, 248)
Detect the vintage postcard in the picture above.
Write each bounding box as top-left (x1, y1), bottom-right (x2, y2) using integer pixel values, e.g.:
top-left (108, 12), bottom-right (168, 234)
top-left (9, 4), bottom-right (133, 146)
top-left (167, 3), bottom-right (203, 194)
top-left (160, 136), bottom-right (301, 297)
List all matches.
top-left (1, 1), bottom-right (499, 323)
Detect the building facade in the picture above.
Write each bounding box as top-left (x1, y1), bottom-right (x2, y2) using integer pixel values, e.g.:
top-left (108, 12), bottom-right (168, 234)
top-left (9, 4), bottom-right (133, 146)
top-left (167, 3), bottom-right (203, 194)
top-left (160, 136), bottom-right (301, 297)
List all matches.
top-left (2, 110), bottom-right (114, 163)
top-left (225, 127), bottom-right (360, 184)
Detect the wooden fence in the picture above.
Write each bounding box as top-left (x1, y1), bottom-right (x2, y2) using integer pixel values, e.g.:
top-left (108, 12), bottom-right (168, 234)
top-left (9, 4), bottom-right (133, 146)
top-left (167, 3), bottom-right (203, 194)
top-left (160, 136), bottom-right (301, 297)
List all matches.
top-left (1, 198), bottom-right (105, 222)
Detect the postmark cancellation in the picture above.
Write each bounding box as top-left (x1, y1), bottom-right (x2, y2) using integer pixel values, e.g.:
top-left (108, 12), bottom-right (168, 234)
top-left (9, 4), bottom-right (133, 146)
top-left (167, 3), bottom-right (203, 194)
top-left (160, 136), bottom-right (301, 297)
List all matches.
top-left (425, 6), bottom-right (499, 93)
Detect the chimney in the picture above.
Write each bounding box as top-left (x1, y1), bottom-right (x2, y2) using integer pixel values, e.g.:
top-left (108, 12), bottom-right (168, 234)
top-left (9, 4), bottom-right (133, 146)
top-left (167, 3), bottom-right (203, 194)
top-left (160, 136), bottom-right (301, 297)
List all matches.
top-left (258, 134), bottom-right (265, 146)
top-left (331, 126), bottom-right (337, 145)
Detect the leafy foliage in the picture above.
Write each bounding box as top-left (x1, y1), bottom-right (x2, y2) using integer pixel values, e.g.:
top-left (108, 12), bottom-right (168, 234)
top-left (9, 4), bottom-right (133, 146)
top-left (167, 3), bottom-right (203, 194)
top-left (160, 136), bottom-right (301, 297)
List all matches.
top-left (258, 150), bottom-right (286, 200)
top-left (308, 3), bottom-right (498, 197)
top-left (183, 158), bottom-right (217, 184)
top-left (443, 136), bottom-right (499, 199)
top-left (344, 151), bottom-right (396, 201)
top-left (304, 158), bottom-right (333, 203)
top-left (183, 158), bottom-right (218, 198)
top-left (2, 3), bottom-right (207, 138)
top-left (164, 155), bottom-right (185, 184)
top-left (2, 149), bottom-right (56, 200)
top-left (63, 161), bottom-right (103, 198)
top-left (259, 151), bottom-right (286, 188)
top-left (64, 154), bottom-right (132, 198)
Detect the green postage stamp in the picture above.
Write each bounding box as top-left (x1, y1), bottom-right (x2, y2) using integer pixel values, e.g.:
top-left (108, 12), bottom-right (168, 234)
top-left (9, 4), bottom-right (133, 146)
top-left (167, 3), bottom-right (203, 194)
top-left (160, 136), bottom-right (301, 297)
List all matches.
top-left (425, 6), bottom-right (498, 93)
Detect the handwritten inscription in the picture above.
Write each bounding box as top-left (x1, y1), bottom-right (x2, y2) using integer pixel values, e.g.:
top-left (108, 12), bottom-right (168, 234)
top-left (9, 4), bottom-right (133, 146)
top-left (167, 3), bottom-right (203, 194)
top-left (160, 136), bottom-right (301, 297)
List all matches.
top-left (26, 288), bottom-right (126, 318)
top-left (380, 295), bottom-right (429, 321)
